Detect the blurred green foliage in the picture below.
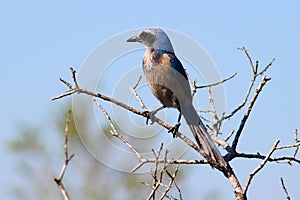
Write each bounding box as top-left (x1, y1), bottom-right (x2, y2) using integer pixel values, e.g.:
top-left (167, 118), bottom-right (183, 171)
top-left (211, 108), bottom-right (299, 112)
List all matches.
top-left (7, 103), bottom-right (190, 199)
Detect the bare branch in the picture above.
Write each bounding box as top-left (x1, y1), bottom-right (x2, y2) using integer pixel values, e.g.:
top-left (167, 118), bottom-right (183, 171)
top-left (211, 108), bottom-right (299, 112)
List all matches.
top-left (294, 128), bottom-right (299, 142)
top-left (224, 130), bottom-right (235, 142)
top-left (207, 87), bottom-right (224, 140)
top-left (272, 156), bottom-right (300, 164)
top-left (243, 140), bottom-right (280, 194)
top-left (132, 75), bottom-right (143, 89)
top-left (226, 171), bottom-right (244, 200)
top-left (52, 69), bottom-right (145, 117)
top-left (290, 129), bottom-right (299, 165)
top-left (197, 109), bottom-right (213, 114)
top-left (228, 129), bottom-right (300, 165)
top-left (194, 72), bottom-right (237, 89)
top-left (53, 110), bottom-right (74, 200)
top-left (208, 88), bottom-right (217, 117)
top-left (132, 158), bottom-right (208, 172)
top-left (223, 76), bottom-right (256, 120)
top-left (172, 173), bottom-right (183, 200)
top-left (93, 99), bottom-right (142, 161)
top-left (237, 154), bottom-right (299, 164)
top-left (184, 68), bottom-right (196, 96)
top-left (237, 47), bottom-right (256, 74)
top-left (140, 145), bottom-right (182, 200)
top-left (235, 152), bottom-right (300, 164)
top-left (223, 49), bottom-right (274, 121)
top-left (130, 75), bottom-right (148, 112)
top-left (280, 177), bottom-right (291, 200)
top-left (52, 89), bottom-right (76, 101)
top-left (232, 76), bottom-right (271, 151)
top-left (70, 67), bottom-right (79, 88)
top-left (146, 145), bottom-right (163, 200)
top-left (160, 164), bottom-right (180, 200)
top-left (257, 58), bottom-right (275, 76)
top-left (276, 143), bottom-right (300, 150)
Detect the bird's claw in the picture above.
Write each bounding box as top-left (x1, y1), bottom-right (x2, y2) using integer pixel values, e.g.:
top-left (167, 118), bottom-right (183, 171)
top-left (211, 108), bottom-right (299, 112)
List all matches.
top-left (168, 122), bottom-right (181, 138)
top-left (142, 111), bottom-right (155, 125)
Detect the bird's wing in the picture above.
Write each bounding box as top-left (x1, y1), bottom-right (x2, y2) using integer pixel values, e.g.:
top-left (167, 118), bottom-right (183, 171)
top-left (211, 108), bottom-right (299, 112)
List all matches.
top-left (157, 49), bottom-right (188, 81)
top-left (168, 53), bottom-right (188, 80)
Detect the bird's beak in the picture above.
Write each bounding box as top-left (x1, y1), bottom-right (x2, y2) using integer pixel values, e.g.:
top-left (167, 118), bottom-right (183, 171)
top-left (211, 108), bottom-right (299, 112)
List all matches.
top-left (126, 35), bottom-right (138, 42)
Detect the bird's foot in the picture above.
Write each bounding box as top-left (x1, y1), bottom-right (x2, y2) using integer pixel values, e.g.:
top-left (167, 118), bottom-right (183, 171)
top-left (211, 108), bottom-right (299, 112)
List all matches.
top-left (142, 110), bottom-right (156, 125)
top-left (168, 122), bottom-right (181, 138)
top-left (142, 106), bottom-right (165, 125)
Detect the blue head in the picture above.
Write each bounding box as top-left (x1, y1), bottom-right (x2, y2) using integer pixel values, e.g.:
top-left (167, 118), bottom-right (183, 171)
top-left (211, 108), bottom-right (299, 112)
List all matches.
top-left (127, 28), bottom-right (174, 52)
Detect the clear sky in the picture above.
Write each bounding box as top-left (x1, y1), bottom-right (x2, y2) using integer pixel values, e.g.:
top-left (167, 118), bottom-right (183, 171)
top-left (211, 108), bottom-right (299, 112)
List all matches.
top-left (1, 1), bottom-right (299, 199)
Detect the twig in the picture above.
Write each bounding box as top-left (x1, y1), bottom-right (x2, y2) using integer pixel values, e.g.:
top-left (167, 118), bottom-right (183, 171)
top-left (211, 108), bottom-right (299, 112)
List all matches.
top-left (132, 158), bottom-right (207, 173)
top-left (234, 152), bottom-right (300, 164)
top-left (146, 144), bottom-right (164, 200)
top-left (194, 73), bottom-right (237, 89)
top-left (257, 58), bottom-right (275, 76)
top-left (132, 75), bottom-right (142, 90)
top-left (53, 110), bottom-right (75, 200)
top-left (276, 143), bottom-right (300, 150)
top-left (52, 68), bottom-right (145, 117)
top-left (280, 177), bottom-right (291, 200)
top-left (141, 145), bottom-right (182, 200)
top-left (237, 47), bottom-right (256, 74)
top-left (93, 99), bottom-right (142, 161)
top-left (70, 67), bottom-right (79, 88)
top-left (243, 140), bottom-right (280, 194)
top-left (274, 129), bottom-right (300, 165)
top-left (207, 87), bottom-right (223, 138)
top-left (232, 76), bottom-right (271, 151)
top-left (208, 88), bottom-right (217, 117)
top-left (173, 178), bottom-right (183, 200)
top-left (184, 68), bottom-right (196, 96)
top-left (224, 130), bottom-right (235, 142)
top-left (130, 75), bottom-right (148, 112)
top-left (223, 49), bottom-right (275, 121)
top-left (294, 128), bottom-right (299, 142)
top-left (223, 75), bottom-right (256, 120)
top-left (197, 109), bottom-right (213, 114)
top-left (290, 129), bottom-right (299, 165)
top-left (160, 164), bottom-right (180, 200)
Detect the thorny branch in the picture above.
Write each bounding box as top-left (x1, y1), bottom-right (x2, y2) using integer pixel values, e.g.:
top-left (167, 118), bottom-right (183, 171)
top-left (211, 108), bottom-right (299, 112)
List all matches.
top-left (53, 47), bottom-right (299, 200)
top-left (53, 110), bottom-right (75, 200)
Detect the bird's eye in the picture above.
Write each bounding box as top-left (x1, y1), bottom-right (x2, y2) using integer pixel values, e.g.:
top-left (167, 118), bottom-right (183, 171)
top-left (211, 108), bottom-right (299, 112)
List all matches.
top-left (139, 31), bottom-right (155, 44)
top-left (140, 31), bottom-right (149, 39)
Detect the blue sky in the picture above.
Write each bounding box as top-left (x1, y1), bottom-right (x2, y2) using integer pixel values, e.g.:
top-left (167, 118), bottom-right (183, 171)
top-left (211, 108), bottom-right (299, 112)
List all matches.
top-left (1, 1), bottom-right (300, 199)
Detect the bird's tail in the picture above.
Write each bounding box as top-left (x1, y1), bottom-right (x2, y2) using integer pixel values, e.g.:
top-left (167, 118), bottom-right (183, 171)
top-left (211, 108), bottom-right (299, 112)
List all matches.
top-left (182, 103), bottom-right (227, 168)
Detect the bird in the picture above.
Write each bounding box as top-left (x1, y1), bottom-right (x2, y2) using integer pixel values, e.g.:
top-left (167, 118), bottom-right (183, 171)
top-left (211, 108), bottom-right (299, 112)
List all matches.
top-left (127, 28), bottom-right (227, 168)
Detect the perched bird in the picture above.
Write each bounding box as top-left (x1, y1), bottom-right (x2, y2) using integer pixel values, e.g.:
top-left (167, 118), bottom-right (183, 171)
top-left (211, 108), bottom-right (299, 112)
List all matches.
top-left (127, 28), bottom-right (227, 167)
